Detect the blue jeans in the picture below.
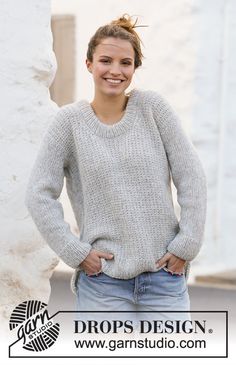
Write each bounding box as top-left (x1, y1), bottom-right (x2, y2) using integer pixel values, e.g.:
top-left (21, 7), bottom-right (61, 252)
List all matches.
top-left (76, 268), bottom-right (191, 326)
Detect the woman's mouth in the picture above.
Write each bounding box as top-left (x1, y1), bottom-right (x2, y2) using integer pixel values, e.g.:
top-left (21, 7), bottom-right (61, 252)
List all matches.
top-left (104, 78), bottom-right (124, 84)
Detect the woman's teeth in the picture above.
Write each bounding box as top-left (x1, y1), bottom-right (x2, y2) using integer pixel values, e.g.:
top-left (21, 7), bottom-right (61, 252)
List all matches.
top-left (105, 79), bottom-right (123, 84)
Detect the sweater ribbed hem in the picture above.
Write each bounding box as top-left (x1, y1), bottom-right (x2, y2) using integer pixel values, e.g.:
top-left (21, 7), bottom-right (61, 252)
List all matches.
top-left (70, 258), bottom-right (192, 296)
top-left (59, 240), bottom-right (92, 269)
top-left (167, 233), bottom-right (201, 261)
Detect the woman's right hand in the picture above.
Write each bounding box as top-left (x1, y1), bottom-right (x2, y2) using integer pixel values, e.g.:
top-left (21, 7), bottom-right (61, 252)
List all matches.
top-left (79, 249), bottom-right (114, 276)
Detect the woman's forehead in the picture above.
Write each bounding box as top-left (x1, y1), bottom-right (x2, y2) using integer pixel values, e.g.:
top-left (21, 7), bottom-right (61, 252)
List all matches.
top-left (95, 39), bottom-right (134, 57)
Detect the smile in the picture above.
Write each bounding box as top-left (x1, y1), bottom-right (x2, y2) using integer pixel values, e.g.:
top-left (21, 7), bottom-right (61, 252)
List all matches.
top-left (104, 78), bottom-right (124, 84)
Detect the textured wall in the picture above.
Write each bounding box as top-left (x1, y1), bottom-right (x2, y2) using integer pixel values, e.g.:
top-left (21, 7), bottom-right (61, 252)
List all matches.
top-left (0, 0), bottom-right (58, 330)
top-left (190, 0), bottom-right (236, 274)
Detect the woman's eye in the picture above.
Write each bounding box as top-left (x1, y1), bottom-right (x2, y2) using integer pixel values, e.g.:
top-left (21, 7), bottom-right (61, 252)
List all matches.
top-left (100, 60), bottom-right (131, 65)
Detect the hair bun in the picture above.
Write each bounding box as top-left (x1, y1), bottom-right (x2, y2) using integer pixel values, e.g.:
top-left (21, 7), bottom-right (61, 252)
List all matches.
top-left (110, 13), bottom-right (139, 36)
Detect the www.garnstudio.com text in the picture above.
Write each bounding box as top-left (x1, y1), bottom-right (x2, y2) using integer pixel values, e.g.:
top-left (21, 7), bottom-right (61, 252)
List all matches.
top-left (73, 336), bottom-right (206, 351)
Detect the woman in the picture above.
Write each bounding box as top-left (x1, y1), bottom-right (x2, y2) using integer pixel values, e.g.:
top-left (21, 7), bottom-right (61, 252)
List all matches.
top-left (25, 14), bottom-right (207, 328)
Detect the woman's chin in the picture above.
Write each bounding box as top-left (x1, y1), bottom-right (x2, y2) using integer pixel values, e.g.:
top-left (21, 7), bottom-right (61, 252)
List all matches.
top-left (100, 88), bottom-right (126, 97)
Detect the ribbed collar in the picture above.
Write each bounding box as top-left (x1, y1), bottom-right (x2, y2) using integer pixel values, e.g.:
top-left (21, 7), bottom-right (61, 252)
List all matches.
top-left (77, 88), bottom-right (139, 138)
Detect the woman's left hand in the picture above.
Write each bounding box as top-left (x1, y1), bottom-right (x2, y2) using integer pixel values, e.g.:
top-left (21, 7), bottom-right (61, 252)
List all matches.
top-left (156, 252), bottom-right (186, 274)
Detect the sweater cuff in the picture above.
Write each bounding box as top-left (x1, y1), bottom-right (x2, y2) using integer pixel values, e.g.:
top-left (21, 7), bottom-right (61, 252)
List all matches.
top-left (167, 233), bottom-right (201, 261)
top-left (58, 240), bottom-right (92, 269)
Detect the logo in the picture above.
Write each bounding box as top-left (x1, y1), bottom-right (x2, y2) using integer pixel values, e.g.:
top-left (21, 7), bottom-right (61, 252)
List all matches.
top-left (9, 300), bottom-right (60, 352)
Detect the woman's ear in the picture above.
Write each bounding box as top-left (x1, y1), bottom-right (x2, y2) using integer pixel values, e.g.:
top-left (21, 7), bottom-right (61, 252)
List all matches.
top-left (86, 59), bottom-right (92, 73)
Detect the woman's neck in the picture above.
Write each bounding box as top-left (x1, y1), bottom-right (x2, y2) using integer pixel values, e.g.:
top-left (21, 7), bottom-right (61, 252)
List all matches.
top-left (90, 92), bottom-right (129, 123)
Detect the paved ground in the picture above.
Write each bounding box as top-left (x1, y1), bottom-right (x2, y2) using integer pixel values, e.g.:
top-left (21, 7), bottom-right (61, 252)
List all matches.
top-left (195, 269), bottom-right (236, 286)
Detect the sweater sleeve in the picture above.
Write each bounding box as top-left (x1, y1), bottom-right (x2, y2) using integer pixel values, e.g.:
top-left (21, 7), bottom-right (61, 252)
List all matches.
top-left (24, 109), bottom-right (92, 269)
top-left (151, 91), bottom-right (207, 261)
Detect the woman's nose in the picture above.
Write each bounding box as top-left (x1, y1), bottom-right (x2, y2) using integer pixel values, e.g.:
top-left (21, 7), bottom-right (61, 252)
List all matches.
top-left (109, 64), bottom-right (121, 76)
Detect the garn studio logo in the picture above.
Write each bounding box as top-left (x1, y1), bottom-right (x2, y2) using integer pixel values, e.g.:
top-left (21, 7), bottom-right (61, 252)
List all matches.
top-left (9, 300), bottom-right (60, 352)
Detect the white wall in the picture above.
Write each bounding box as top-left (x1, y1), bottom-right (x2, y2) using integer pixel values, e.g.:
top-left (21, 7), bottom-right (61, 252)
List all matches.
top-left (190, 0), bottom-right (236, 274)
top-left (0, 0), bottom-right (58, 329)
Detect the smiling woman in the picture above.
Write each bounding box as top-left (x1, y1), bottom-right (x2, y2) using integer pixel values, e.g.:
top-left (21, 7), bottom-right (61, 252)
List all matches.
top-left (25, 13), bottom-right (207, 327)
top-left (85, 14), bottom-right (145, 124)
top-left (86, 37), bottom-right (135, 124)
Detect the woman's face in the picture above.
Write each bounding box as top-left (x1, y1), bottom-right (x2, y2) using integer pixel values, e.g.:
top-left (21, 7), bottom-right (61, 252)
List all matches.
top-left (86, 37), bottom-right (136, 97)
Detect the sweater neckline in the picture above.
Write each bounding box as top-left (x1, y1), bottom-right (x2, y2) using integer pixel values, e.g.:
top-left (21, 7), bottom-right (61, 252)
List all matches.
top-left (78, 88), bottom-right (139, 138)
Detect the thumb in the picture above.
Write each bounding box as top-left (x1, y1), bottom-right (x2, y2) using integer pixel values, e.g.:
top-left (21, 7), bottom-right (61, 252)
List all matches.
top-left (156, 253), bottom-right (170, 267)
top-left (97, 251), bottom-right (114, 260)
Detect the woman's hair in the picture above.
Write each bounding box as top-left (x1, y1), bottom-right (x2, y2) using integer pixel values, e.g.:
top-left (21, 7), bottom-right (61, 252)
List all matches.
top-left (86, 13), bottom-right (147, 69)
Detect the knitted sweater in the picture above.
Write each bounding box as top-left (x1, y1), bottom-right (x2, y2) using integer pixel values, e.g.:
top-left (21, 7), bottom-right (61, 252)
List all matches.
top-left (25, 88), bottom-right (207, 295)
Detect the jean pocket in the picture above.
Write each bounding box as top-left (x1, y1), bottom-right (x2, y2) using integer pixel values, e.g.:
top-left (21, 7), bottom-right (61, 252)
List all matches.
top-left (162, 267), bottom-right (185, 276)
top-left (85, 271), bottom-right (103, 278)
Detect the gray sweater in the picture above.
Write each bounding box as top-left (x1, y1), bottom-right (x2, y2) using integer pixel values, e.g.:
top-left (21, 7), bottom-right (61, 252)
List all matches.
top-left (25, 88), bottom-right (207, 294)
